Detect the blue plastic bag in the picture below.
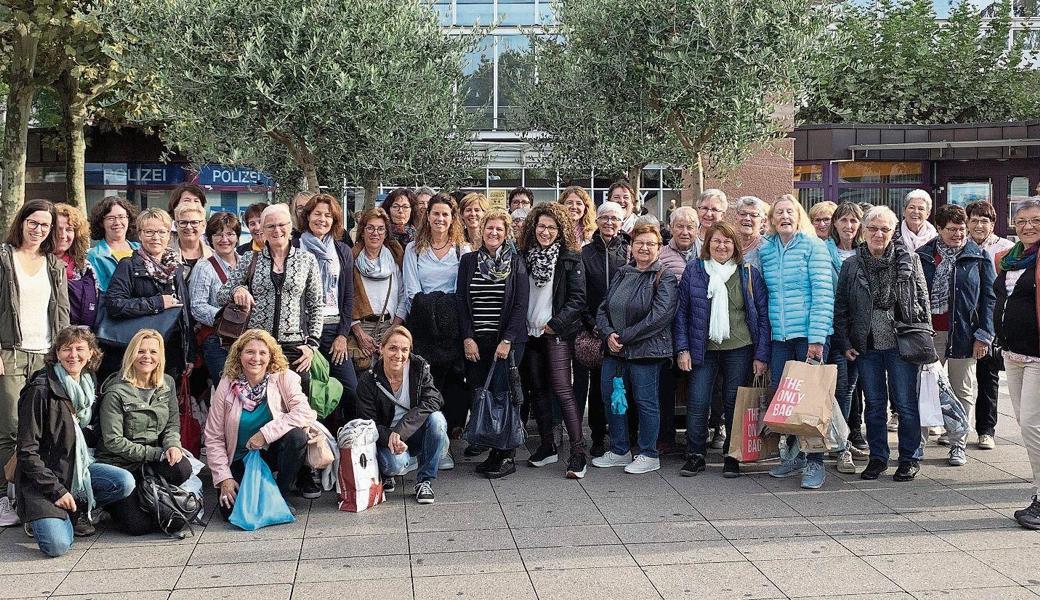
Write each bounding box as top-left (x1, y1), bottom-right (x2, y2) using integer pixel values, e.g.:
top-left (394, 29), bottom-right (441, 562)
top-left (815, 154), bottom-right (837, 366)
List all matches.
top-left (229, 450), bottom-right (296, 531)
top-left (610, 375), bottom-right (627, 415)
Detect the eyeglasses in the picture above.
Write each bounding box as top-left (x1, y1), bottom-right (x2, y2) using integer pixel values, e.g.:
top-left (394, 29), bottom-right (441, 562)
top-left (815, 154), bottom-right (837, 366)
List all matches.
top-left (264, 222), bottom-right (292, 231)
top-left (671, 224), bottom-right (696, 232)
top-left (139, 229), bottom-right (168, 238)
top-left (811, 217), bottom-right (832, 225)
top-left (390, 204), bottom-right (410, 211)
top-left (698, 206), bottom-right (724, 214)
top-left (535, 224), bottom-right (559, 233)
top-left (211, 231), bottom-right (237, 240)
top-left (25, 219), bottom-right (51, 231)
top-left (737, 211), bottom-right (762, 219)
top-left (633, 241), bottom-right (660, 249)
top-left (177, 220), bottom-right (203, 229)
top-left (865, 226), bottom-right (893, 235)
top-left (968, 217), bottom-right (992, 226)
top-left (1014, 217), bottom-right (1040, 228)
top-left (104, 215), bottom-right (129, 223)
top-left (598, 216), bottom-right (621, 223)
top-left (709, 238), bottom-right (734, 247)
top-left (941, 226), bottom-right (966, 234)
top-left (364, 225), bottom-right (387, 234)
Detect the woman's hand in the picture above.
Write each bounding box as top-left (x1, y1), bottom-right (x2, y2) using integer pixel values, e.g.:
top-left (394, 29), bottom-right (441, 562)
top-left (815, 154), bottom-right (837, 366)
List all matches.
top-left (232, 287), bottom-right (255, 312)
top-left (677, 351), bottom-right (691, 372)
top-left (218, 479), bottom-right (239, 510)
top-left (246, 431), bottom-right (267, 450)
top-left (54, 492), bottom-right (77, 512)
top-left (607, 333), bottom-right (623, 354)
top-left (293, 345), bottom-right (314, 372)
top-left (543, 324), bottom-right (556, 336)
top-left (352, 325), bottom-right (377, 357)
top-left (806, 343), bottom-right (824, 361)
top-left (752, 359), bottom-right (768, 377)
top-left (845, 349), bottom-right (859, 362)
top-left (331, 335), bottom-right (349, 365)
top-left (495, 341), bottom-right (511, 359)
top-left (464, 338), bottom-right (479, 362)
top-left (388, 432), bottom-right (408, 455)
top-left (165, 447), bottom-right (184, 465)
top-left (973, 340), bottom-right (989, 360)
top-left (161, 294), bottom-right (182, 309)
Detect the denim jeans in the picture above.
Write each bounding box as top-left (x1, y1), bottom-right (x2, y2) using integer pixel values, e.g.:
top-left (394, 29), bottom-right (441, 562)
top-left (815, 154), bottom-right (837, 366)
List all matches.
top-left (857, 348), bottom-right (922, 463)
top-left (686, 345), bottom-right (753, 458)
top-left (31, 462), bottom-right (137, 557)
top-left (319, 323), bottom-right (359, 423)
top-left (377, 411), bottom-right (449, 483)
top-left (200, 333), bottom-right (229, 385)
top-left (770, 337), bottom-right (829, 464)
top-left (600, 356), bottom-right (664, 458)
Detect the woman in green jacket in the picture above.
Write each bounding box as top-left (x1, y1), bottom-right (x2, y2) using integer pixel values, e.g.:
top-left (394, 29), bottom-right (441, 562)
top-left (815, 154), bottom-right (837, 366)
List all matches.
top-left (96, 328), bottom-right (189, 535)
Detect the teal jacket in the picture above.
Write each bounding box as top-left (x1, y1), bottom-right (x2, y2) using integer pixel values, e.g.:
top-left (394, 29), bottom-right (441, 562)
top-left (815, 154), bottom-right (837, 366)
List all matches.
top-left (758, 232), bottom-right (835, 345)
top-left (87, 239), bottom-right (140, 292)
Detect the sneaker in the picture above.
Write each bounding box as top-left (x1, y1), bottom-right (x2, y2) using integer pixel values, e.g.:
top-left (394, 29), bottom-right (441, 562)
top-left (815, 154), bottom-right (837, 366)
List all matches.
top-left (978, 434), bottom-right (996, 450)
top-left (485, 457), bottom-right (516, 479)
top-left (624, 454), bottom-right (661, 474)
top-left (801, 461), bottom-right (826, 489)
top-left (463, 444), bottom-right (487, 457)
top-left (948, 447), bottom-right (967, 466)
top-left (591, 451), bottom-right (632, 468)
top-left (382, 477), bottom-right (396, 493)
top-left (936, 433), bottom-right (950, 446)
top-left (893, 460), bottom-right (920, 482)
top-left (565, 453), bottom-right (588, 479)
top-left (0, 496), bottom-right (18, 527)
top-left (722, 456), bottom-right (741, 478)
top-left (710, 427), bottom-right (727, 450)
top-left (929, 426), bottom-right (945, 438)
top-left (860, 458), bottom-right (888, 480)
top-left (528, 444), bottom-right (559, 467)
top-left (836, 449), bottom-right (857, 474)
top-left (414, 480), bottom-right (435, 504)
top-left (847, 429), bottom-right (869, 457)
top-left (679, 455), bottom-right (706, 477)
top-left (769, 455), bottom-right (807, 478)
top-left (887, 414), bottom-right (899, 432)
top-left (1015, 496), bottom-right (1040, 530)
top-left (439, 445), bottom-right (455, 470)
top-left (298, 473), bottom-right (322, 499)
top-left (475, 453), bottom-right (497, 474)
top-left (23, 522), bottom-right (33, 538)
top-left (589, 439), bottom-right (607, 458)
top-left (73, 512), bottom-right (95, 537)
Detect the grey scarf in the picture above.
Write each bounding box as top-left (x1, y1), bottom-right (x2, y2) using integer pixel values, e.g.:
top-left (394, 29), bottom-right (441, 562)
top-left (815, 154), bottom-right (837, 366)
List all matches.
top-left (931, 240), bottom-right (963, 315)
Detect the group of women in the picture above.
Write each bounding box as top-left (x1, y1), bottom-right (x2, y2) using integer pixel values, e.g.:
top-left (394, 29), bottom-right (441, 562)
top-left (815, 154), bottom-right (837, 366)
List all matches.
top-left (4, 181), bottom-right (1040, 560)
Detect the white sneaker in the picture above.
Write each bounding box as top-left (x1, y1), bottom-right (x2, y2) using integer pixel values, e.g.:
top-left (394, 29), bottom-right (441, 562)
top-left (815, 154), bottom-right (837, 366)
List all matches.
top-left (439, 445), bottom-right (455, 471)
top-left (624, 454), bottom-right (661, 474)
top-left (948, 447), bottom-right (967, 466)
top-left (591, 451), bottom-right (632, 468)
top-left (887, 414), bottom-right (899, 432)
top-left (836, 450), bottom-right (857, 474)
top-left (0, 496), bottom-right (19, 527)
top-left (978, 434), bottom-right (996, 450)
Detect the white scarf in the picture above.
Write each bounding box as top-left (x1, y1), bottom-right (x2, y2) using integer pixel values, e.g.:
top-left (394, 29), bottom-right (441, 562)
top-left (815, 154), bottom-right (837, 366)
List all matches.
top-left (704, 258), bottom-right (738, 344)
top-left (900, 219), bottom-right (937, 251)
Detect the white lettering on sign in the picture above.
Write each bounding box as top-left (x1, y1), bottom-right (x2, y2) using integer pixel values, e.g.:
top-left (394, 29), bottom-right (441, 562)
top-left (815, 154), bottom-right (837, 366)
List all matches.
top-left (134, 168), bottom-right (166, 182)
top-left (213, 169), bottom-right (260, 185)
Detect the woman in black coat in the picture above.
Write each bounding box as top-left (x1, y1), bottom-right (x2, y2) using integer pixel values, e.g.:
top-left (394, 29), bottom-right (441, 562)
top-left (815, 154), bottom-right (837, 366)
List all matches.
top-left (456, 209), bottom-right (530, 479)
top-left (517, 203), bottom-right (588, 479)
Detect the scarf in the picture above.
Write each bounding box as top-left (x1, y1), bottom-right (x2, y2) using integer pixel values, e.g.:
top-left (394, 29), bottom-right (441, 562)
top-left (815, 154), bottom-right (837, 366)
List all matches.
top-left (478, 242), bottom-right (515, 283)
top-left (55, 365), bottom-right (96, 518)
top-left (138, 247), bottom-right (178, 285)
top-left (525, 242), bottom-right (560, 288)
top-left (232, 374), bottom-right (270, 412)
top-left (860, 243), bottom-right (897, 309)
top-left (931, 239), bottom-right (964, 315)
top-left (670, 239), bottom-right (696, 263)
top-left (900, 219), bottom-right (937, 252)
top-left (356, 246), bottom-right (395, 281)
top-left (704, 258), bottom-right (738, 344)
top-left (999, 241), bottom-right (1039, 273)
top-left (300, 232), bottom-right (340, 306)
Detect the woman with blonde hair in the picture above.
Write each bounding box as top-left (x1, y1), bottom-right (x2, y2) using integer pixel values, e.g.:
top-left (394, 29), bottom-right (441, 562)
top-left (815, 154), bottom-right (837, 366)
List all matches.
top-left (53, 203), bottom-right (98, 327)
top-left (808, 201), bottom-right (838, 241)
top-left (459, 192), bottom-right (490, 247)
top-left (170, 202), bottom-right (212, 279)
top-left (205, 329), bottom-right (316, 518)
top-left (559, 186), bottom-right (596, 246)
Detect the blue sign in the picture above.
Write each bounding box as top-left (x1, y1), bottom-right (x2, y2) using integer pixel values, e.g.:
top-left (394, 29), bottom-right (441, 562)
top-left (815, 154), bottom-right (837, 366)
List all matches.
top-left (197, 165), bottom-right (273, 187)
top-left (85, 163), bottom-right (185, 186)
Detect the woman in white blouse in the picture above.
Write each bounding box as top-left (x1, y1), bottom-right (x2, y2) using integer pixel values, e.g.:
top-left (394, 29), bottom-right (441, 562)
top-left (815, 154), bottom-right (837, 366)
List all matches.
top-left (349, 208), bottom-right (405, 369)
top-left (189, 211), bottom-right (240, 385)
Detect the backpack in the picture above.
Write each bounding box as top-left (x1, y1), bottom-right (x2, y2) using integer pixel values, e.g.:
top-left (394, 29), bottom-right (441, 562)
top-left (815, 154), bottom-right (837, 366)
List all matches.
top-left (136, 464), bottom-right (204, 538)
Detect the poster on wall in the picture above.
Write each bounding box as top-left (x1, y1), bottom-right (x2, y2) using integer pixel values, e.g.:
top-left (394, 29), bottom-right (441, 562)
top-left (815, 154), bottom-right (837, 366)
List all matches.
top-left (947, 181), bottom-right (992, 207)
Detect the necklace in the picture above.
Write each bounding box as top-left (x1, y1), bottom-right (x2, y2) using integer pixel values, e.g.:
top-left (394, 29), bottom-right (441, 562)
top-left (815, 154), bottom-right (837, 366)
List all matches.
top-left (431, 238), bottom-right (451, 252)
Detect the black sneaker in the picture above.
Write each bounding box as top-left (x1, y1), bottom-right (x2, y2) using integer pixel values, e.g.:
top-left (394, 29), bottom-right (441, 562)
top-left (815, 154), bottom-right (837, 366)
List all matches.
top-left (679, 455), bottom-right (706, 477)
top-left (73, 511), bottom-right (96, 537)
top-left (722, 456), bottom-right (741, 478)
top-left (1015, 496), bottom-right (1040, 529)
top-left (860, 458), bottom-right (888, 480)
top-left (566, 453), bottom-right (588, 479)
top-left (847, 428), bottom-right (869, 453)
top-left (382, 477), bottom-right (396, 493)
top-left (414, 480), bottom-right (435, 505)
top-left (1014, 495), bottom-right (1040, 520)
top-left (893, 460), bottom-right (919, 482)
top-left (528, 444), bottom-right (559, 467)
top-left (298, 472), bottom-right (322, 499)
top-left (485, 457), bottom-right (516, 479)
top-left (475, 453), bottom-right (497, 474)
top-left (464, 444), bottom-right (488, 457)
top-left (589, 439), bottom-right (607, 458)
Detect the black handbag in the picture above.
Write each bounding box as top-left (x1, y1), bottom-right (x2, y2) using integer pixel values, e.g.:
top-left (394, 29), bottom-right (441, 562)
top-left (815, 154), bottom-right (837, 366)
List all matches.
top-left (136, 463), bottom-right (204, 538)
top-left (895, 322), bottom-right (939, 365)
top-left (463, 353), bottom-right (527, 451)
top-left (95, 302), bottom-right (182, 347)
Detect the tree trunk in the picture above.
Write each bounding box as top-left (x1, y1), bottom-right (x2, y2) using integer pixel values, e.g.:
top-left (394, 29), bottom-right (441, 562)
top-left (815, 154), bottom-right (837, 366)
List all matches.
top-left (627, 163), bottom-right (643, 205)
top-left (300, 145), bottom-right (320, 193)
top-left (0, 25), bottom-right (41, 231)
top-left (361, 172), bottom-right (381, 211)
top-left (57, 71), bottom-right (88, 207)
top-left (691, 151), bottom-right (705, 201)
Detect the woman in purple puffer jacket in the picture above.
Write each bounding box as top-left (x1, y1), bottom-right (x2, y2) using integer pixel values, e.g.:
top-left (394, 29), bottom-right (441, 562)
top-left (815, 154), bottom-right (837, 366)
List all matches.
top-left (53, 204), bottom-right (99, 327)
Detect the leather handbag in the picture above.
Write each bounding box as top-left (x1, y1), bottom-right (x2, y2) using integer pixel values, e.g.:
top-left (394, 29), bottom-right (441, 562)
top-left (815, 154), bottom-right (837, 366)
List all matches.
top-left (95, 302), bottom-right (182, 347)
top-left (463, 353), bottom-right (527, 451)
top-left (573, 329), bottom-right (604, 369)
top-left (136, 463), bottom-right (205, 538)
top-left (215, 252), bottom-right (258, 342)
top-left (895, 322), bottom-right (939, 365)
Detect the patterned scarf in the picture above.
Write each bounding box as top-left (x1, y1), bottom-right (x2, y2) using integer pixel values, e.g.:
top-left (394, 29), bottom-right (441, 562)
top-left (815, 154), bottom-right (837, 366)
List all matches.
top-left (999, 241), bottom-right (1039, 273)
top-left (300, 232), bottom-right (340, 307)
top-left (525, 242), bottom-right (560, 288)
top-left (860, 243), bottom-right (897, 310)
top-left (478, 241), bottom-right (515, 283)
top-left (931, 239), bottom-right (964, 315)
top-left (55, 365), bottom-right (96, 517)
top-left (138, 247), bottom-right (178, 285)
top-left (356, 245), bottom-right (395, 281)
top-left (232, 373), bottom-right (270, 412)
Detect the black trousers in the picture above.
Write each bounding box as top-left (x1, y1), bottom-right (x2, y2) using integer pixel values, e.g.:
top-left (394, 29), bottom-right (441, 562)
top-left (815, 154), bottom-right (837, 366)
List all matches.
top-left (522, 335), bottom-right (586, 454)
top-left (107, 457), bottom-right (193, 536)
top-left (572, 363), bottom-right (608, 443)
top-left (218, 427), bottom-right (309, 520)
top-left (975, 352), bottom-right (1002, 436)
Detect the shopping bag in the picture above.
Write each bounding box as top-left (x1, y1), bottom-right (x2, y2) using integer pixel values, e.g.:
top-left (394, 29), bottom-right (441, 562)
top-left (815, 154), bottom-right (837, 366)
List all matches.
top-left (799, 398), bottom-right (851, 453)
top-left (937, 368), bottom-right (970, 437)
top-left (918, 363), bottom-right (943, 427)
top-left (229, 450), bottom-right (295, 531)
top-left (178, 372), bottom-right (202, 457)
top-left (763, 360), bottom-right (838, 438)
top-left (728, 377), bottom-right (781, 463)
top-left (336, 419), bottom-right (385, 513)
top-left (463, 356), bottom-right (527, 451)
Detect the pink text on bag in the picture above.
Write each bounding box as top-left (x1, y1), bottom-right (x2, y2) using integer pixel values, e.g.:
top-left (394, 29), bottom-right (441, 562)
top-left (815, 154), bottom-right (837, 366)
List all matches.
top-left (769, 376), bottom-right (804, 418)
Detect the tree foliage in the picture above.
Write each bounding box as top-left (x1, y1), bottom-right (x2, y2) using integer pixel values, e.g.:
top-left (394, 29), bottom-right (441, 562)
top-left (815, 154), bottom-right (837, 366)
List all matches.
top-left (105, 0), bottom-right (482, 207)
top-left (801, 0), bottom-right (1040, 124)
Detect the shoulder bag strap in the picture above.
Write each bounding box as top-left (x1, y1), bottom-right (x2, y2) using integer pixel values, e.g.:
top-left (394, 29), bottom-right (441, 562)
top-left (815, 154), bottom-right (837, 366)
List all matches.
top-left (481, 356), bottom-right (498, 392)
top-left (208, 256), bottom-right (228, 284)
top-left (377, 273), bottom-right (393, 322)
top-left (245, 251), bottom-right (259, 289)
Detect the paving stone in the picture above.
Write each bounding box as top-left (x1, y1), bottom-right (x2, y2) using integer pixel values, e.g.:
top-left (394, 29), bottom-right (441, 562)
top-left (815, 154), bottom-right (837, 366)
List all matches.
top-left (970, 548), bottom-right (1040, 586)
top-left (529, 566), bottom-right (661, 600)
top-left (754, 555), bottom-right (901, 597)
top-left (685, 492), bottom-right (800, 520)
top-left (863, 486), bottom-right (982, 513)
top-left (911, 588), bottom-right (1040, 600)
top-left (937, 527), bottom-right (1040, 551)
top-left (612, 521), bottom-right (723, 544)
top-left (197, 517), bottom-right (306, 543)
top-left (410, 548), bottom-right (524, 577)
top-left (51, 592), bottom-right (172, 600)
top-left (520, 544), bottom-right (635, 571)
top-left (905, 508), bottom-right (1017, 532)
top-left (292, 580), bottom-right (412, 600)
top-left (491, 477), bottom-right (590, 502)
top-left (501, 499), bottom-right (606, 528)
top-left (950, 482), bottom-right (1037, 509)
top-left (76, 544), bottom-right (195, 570)
top-left (809, 513), bottom-right (927, 536)
top-left (0, 538), bottom-right (86, 574)
top-left (169, 583), bottom-right (292, 600)
top-left (713, 516), bottom-right (826, 540)
top-left (413, 572), bottom-right (535, 600)
top-left (295, 554), bottom-right (411, 583)
top-left (54, 566), bottom-right (184, 595)
top-left (834, 532), bottom-right (956, 556)
top-left (175, 560), bottom-right (297, 589)
top-left (299, 533), bottom-right (405, 559)
top-left (627, 539), bottom-right (745, 566)
top-left (0, 572), bottom-right (69, 598)
top-left (592, 495), bottom-right (702, 524)
top-left (732, 535), bottom-right (853, 560)
top-left (408, 528), bottom-right (516, 554)
top-left (188, 538), bottom-right (303, 564)
top-left (774, 489), bottom-right (892, 517)
top-left (511, 524), bottom-right (621, 548)
top-left (407, 502), bottom-right (507, 532)
top-left (644, 562), bottom-right (784, 600)
top-left (580, 472), bottom-right (684, 499)
top-left (863, 552), bottom-right (1016, 591)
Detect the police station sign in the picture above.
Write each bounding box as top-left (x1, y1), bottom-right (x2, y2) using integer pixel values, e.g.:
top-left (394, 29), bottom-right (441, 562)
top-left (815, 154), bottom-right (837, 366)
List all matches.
top-left (197, 165), bottom-right (273, 187)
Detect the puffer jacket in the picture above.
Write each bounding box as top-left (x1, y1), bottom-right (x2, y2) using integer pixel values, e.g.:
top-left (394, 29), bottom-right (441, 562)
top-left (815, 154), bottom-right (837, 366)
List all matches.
top-left (673, 260), bottom-right (771, 365)
top-left (758, 232), bottom-right (834, 345)
top-left (580, 230), bottom-right (630, 329)
top-left (832, 244), bottom-right (931, 355)
top-left (916, 238), bottom-right (996, 359)
top-left (95, 373), bottom-right (181, 470)
top-left (596, 260), bottom-right (678, 360)
top-left (542, 248), bottom-right (587, 340)
top-left (657, 239), bottom-right (698, 281)
top-left (0, 244), bottom-right (71, 349)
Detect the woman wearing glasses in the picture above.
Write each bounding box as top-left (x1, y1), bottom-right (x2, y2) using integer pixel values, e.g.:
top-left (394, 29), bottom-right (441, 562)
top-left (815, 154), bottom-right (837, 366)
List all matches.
top-left (0, 199), bottom-right (71, 524)
top-left (170, 202), bottom-right (212, 280)
top-left (380, 188), bottom-right (417, 248)
top-left (86, 196), bottom-right (139, 292)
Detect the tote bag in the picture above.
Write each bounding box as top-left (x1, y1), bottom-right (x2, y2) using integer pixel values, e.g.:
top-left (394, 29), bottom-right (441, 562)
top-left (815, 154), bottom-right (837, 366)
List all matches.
top-left (229, 450), bottom-right (296, 531)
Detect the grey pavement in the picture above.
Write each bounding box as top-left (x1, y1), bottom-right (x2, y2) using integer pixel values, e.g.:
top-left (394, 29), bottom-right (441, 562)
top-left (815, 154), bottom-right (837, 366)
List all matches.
top-left (2, 382), bottom-right (1040, 599)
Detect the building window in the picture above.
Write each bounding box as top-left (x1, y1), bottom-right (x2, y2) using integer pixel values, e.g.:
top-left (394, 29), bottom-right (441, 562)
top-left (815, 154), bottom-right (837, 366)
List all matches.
top-left (456, 0), bottom-right (494, 26)
top-left (498, 0), bottom-right (536, 25)
top-left (794, 164), bottom-right (823, 182)
top-left (838, 161), bottom-right (923, 184)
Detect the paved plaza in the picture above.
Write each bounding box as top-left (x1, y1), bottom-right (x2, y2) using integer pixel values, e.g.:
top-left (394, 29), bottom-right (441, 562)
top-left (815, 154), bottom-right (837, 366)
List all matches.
top-left (1, 383), bottom-right (1039, 600)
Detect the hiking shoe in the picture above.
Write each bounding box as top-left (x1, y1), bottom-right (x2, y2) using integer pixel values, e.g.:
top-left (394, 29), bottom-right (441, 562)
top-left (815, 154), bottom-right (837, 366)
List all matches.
top-left (439, 445), bottom-right (455, 470)
top-left (801, 461), bottom-right (826, 489)
top-left (1016, 496), bottom-right (1040, 529)
top-left (463, 444), bottom-right (487, 457)
top-left (836, 449), bottom-right (857, 474)
top-left (414, 480), bottom-right (435, 505)
top-left (528, 444), bottom-right (559, 467)
top-left (0, 496), bottom-right (18, 527)
top-left (382, 477), bottom-right (396, 493)
top-left (847, 429), bottom-right (869, 457)
top-left (710, 427), bottom-right (727, 450)
top-left (589, 439), bottom-right (607, 458)
top-left (624, 454), bottom-right (661, 474)
top-left (887, 414), bottom-right (899, 432)
top-left (893, 460), bottom-right (920, 482)
top-left (23, 522), bottom-right (33, 538)
top-left (860, 458), bottom-right (888, 480)
top-left (566, 453), bottom-right (588, 479)
top-left (978, 434), bottom-right (996, 450)
top-left (592, 451), bottom-right (632, 468)
top-left (769, 455), bottom-right (807, 478)
top-left (723, 456), bottom-right (741, 478)
top-left (948, 447), bottom-right (967, 466)
top-left (679, 455), bottom-right (706, 477)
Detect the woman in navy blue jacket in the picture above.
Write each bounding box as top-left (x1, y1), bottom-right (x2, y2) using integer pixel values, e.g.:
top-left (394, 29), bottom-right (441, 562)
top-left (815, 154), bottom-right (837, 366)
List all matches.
top-left (674, 223), bottom-right (770, 478)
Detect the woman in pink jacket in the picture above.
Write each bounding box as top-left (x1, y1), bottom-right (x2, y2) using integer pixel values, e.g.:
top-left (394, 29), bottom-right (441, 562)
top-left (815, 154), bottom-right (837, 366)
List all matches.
top-left (204, 329), bottom-right (317, 518)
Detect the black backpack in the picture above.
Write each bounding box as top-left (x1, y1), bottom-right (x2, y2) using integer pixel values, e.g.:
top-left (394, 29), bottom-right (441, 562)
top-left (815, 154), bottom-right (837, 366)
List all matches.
top-left (136, 464), bottom-right (204, 538)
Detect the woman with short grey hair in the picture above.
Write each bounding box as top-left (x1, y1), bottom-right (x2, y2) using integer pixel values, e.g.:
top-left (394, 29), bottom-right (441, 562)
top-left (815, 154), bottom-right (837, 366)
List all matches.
top-left (735, 196), bottom-right (767, 270)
